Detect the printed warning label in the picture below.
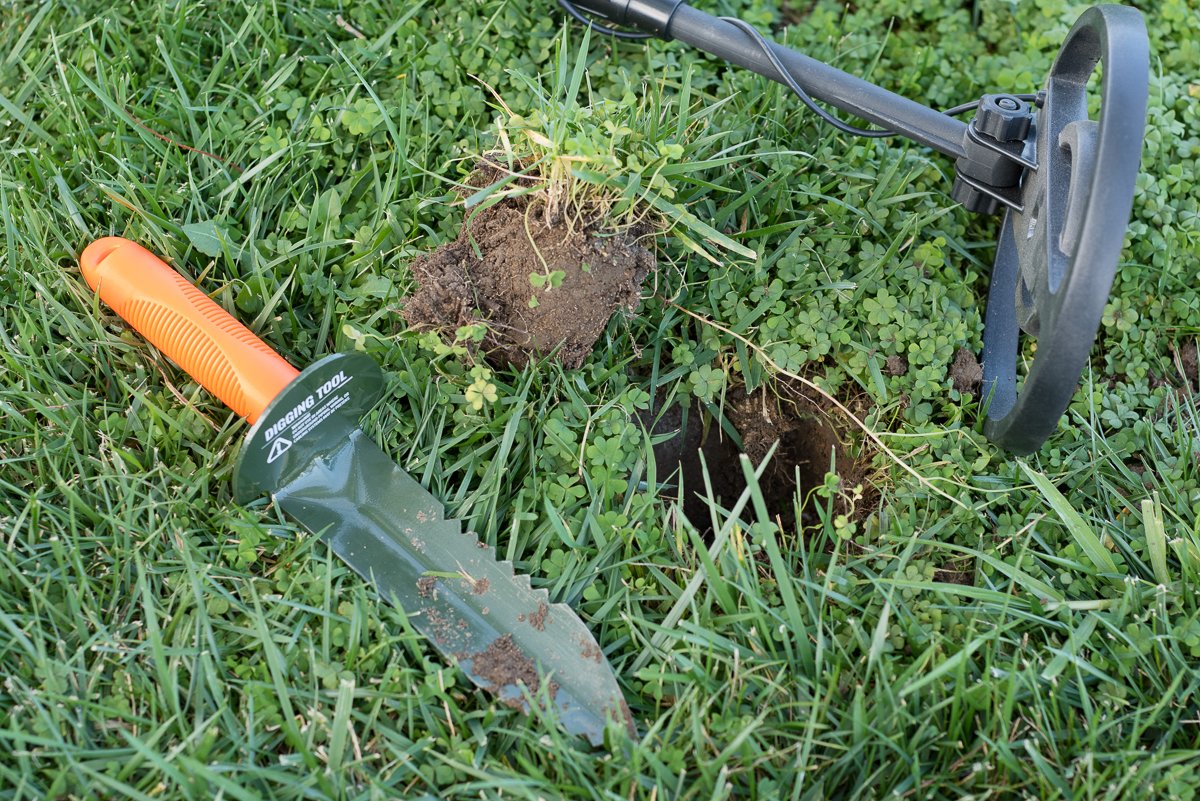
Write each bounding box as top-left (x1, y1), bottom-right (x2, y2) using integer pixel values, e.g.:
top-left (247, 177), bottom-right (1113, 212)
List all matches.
top-left (261, 369), bottom-right (353, 455)
top-left (266, 436), bottom-right (293, 464)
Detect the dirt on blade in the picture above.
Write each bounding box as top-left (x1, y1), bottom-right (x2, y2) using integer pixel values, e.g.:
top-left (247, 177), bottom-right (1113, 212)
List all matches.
top-left (525, 601), bottom-right (549, 632)
top-left (402, 160), bottom-right (656, 369)
top-left (463, 634), bottom-right (558, 710)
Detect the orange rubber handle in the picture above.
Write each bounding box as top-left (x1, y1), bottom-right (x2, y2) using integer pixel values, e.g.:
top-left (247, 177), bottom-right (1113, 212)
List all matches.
top-left (80, 237), bottom-right (300, 423)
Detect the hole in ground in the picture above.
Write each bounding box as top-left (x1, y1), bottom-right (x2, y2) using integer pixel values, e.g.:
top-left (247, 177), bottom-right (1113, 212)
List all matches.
top-left (640, 381), bottom-right (873, 533)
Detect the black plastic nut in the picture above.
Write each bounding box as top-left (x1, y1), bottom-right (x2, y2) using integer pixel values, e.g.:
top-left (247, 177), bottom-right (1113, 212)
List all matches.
top-left (974, 94), bottom-right (1033, 142)
top-left (951, 176), bottom-right (1001, 215)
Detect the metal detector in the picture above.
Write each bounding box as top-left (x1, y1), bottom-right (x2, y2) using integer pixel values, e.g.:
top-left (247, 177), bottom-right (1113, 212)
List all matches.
top-left (560, 1), bottom-right (1149, 454)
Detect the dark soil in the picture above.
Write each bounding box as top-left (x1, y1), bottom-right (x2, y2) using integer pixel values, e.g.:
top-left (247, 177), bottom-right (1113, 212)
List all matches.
top-left (777, 0), bottom-right (819, 27)
top-left (1178, 339), bottom-right (1198, 389)
top-left (462, 634), bottom-right (555, 711)
top-left (402, 161), bottom-right (656, 369)
top-left (423, 606), bottom-right (467, 646)
top-left (884, 355), bottom-right (908, 377)
top-left (934, 560), bottom-right (975, 585)
top-left (950, 347), bottom-right (984, 395)
top-left (580, 639), bottom-right (604, 664)
top-left (639, 396), bottom-right (743, 529)
top-left (641, 380), bottom-right (873, 533)
top-left (525, 601), bottom-right (549, 632)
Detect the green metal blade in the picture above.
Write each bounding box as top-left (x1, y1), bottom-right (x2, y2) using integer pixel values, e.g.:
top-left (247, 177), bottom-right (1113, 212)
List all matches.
top-left (231, 353), bottom-right (630, 744)
top-left (271, 428), bottom-right (631, 745)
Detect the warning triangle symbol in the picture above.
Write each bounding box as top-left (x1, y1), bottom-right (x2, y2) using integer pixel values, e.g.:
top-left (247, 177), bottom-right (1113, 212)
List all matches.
top-left (266, 436), bottom-right (293, 464)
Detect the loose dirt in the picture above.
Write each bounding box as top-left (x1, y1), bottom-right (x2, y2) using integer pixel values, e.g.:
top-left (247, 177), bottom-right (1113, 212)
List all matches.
top-left (884, 355), bottom-right (908, 377)
top-left (580, 639), bottom-right (604, 664)
top-left (950, 347), bottom-right (984, 395)
top-left (611, 699), bottom-right (636, 735)
top-left (423, 606), bottom-right (467, 646)
top-left (402, 161), bottom-right (656, 369)
top-left (1178, 339), bottom-right (1197, 389)
top-left (642, 380), bottom-right (874, 533)
top-left (526, 601), bottom-right (548, 632)
top-left (462, 634), bottom-right (556, 710)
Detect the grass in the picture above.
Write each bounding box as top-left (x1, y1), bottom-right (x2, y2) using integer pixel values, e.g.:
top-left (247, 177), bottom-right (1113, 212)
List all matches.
top-left (3, 0), bottom-right (1200, 798)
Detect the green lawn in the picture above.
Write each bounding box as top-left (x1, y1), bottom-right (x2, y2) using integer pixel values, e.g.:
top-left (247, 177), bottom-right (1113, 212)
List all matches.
top-left (3, 0), bottom-right (1200, 798)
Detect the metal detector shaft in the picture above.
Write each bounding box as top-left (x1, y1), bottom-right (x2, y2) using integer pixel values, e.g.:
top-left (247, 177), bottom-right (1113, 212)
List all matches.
top-left (573, 0), bottom-right (969, 157)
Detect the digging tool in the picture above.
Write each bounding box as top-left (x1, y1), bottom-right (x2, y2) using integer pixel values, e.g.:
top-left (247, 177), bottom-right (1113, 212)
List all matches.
top-left (79, 236), bottom-right (631, 746)
top-left (559, 1), bottom-right (1149, 454)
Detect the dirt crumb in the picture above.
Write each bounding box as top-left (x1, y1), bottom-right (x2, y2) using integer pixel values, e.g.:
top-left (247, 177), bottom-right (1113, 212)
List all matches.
top-left (470, 577), bottom-right (490, 595)
top-left (884, 355), bottom-right (908, 377)
top-left (416, 577), bottom-right (437, 599)
top-left (423, 606), bottom-right (464, 645)
top-left (950, 347), bottom-right (983, 395)
top-left (461, 634), bottom-right (554, 710)
top-left (610, 698), bottom-right (637, 737)
top-left (402, 159), bottom-right (656, 369)
top-left (580, 639), bottom-right (603, 663)
top-left (527, 601), bottom-right (549, 632)
top-left (1178, 339), bottom-right (1198, 389)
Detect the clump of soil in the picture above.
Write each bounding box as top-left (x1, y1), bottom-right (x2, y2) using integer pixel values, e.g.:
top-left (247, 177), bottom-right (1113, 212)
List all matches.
top-left (642, 380), bottom-right (874, 533)
top-left (950, 347), bottom-right (984, 395)
top-left (522, 601), bottom-right (549, 632)
top-left (461, 634), bottom-right (556, 710)
top-left (1177, 339), bottom-right (1198, 389)
top-left (402, 161), bottom-right (656, 369)
top-left (884, 355), bottom-right (908, 377)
